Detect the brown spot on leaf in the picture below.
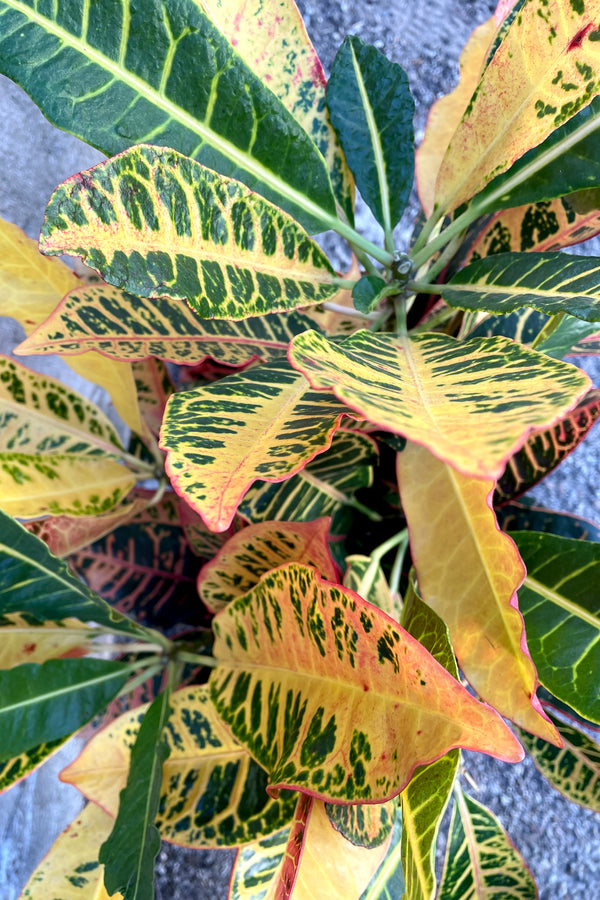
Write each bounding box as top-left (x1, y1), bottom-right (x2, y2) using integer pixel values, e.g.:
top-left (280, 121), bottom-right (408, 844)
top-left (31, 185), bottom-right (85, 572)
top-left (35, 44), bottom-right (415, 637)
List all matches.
top-left (568, 23), bottom-right (594, 51)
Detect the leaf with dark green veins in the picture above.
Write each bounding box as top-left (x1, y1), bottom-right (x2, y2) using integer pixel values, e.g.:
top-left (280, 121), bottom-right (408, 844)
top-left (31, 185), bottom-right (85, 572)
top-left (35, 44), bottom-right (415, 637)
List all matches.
top-left (326, 799), bottom-right (397, 849)
top-left (0, 0), bottom-right (336, 232)
top-left (0, 658), bottom-right (129, 761)
top-left (439, 787), bottom-right (537, 900)
top-left (327, 36), bottom-right (414, 232)
top-left (0, 510), bottom-right (146, 638)
top-left (100, 689), bottom-right (171, 900)
top-left (514, 531), bottom-right (600, 724)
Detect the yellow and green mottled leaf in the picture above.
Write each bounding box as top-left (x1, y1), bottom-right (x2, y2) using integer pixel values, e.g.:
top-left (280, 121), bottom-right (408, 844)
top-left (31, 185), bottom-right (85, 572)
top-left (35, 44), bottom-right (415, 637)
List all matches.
top-left (0, 613), bottom-right (91, 669)
top-left (40, 146), bottom-right (338, 320)
top-left (160, 360), bottom-right (353, 532)
top-left (416, 18), bottom-right (496, 216)
top-left (18, 802), bottom-right (122, 900)
top-left (198, 518), bottom-right (337, 614)
top-left (17, 282), bottom-right (322, 367)
top-left (343, 555), bottom-right (400, 622)
top-left (288, 329), bottom-right (589, 480)
top-left (326, 798), bottom-right (397, 849)
top-left (131, 359), bottom-right (174, 436)
top-left (61, 686), bottom-right (297, 848)
top-left (179, 499), bottom-right (244, 558)
top-left (210, 563), bottom-right (523, 804)
top-left (0, 736), bottom-right (67, 795)
top-left (196, 0), bottom-right (354, 222)
top-left (397, 441), bottom-right (559, 743)
top-left (517, 713), bottom-right (600, 811)
top-left (229, 823), bottom-right (293, 900)
top-left (359, 807), bottom-right (405, 900)
top-left (0, 215), bottom-right (143, 436)
top-left (439, 787), bottom-right (537, 900)
top-left (435, 0), bottom-right (600, 214)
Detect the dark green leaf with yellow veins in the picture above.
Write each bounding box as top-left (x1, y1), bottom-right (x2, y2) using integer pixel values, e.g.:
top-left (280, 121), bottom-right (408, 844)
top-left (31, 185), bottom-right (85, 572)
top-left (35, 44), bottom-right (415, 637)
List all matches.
top-left (210, 564), bottom-right (523, 804)
top-left (40, 146), bottom-right (338, 320)
top-left (0, 0), bottom-right (336, 232)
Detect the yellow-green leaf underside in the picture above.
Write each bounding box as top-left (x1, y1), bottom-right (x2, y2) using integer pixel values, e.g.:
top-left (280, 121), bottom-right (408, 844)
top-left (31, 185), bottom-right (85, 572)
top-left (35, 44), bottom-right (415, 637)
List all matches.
top-left (288, 329), bottom-right (590, 480)
top-left (61, 686), bottom-right (297, 848)
top-left (160, 360), bottom-right (353, 531)
top-left (397, 441), bottom-right (559, 744)
top-left (435, 0), bottom-right (600, 213)
top-left (39, 145), bottom-right (338, 320)
top-left (210, 563), bottom-right (523, 804)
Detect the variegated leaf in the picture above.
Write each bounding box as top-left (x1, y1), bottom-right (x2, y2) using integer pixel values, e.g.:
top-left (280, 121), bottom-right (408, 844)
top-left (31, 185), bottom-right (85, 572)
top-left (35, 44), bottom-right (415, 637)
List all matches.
top-left (197, 0), bottom-right (354, 222)
top-left (326, 798), bottom-right (397, 850)
top-left (498, 503), bottom-right (600, 542)
top-left (0, 0), bottom-right (337, 233)
top-left (197, 518), bottom-right (337, 614)
top-left (178, 498), bottom-right (244, 558)
top-left (17, 282), bottom-right (322, 367)
top-left (359, 808), bottom-right (405, 900)
top-left (40, 146), bottom-right (338, 319)
top-left (210, 563), bottom-right (523, 805)
top-left (288, 329), bottom-right (589, 480)
top-left (229, 822), bottom-right (293, 900)
top-left (435, 0), bottom-right (600, 214)
top-left (0, 613), bottom-right (91, 669)
top-left (0, 215), bottom-right (143, 435)
top-left (160, 360), bottom-right (353, 531)
top-left (397, 441), bottom-right (558, 743)
top-left (438, 787), bottom-right (537, 900)
top-left (514, 531), bottom-right (600, 724)
top-left (495, 388), bottom-right (600, 503)
top-left (131, 359), bottom-right (174, 436)
top-left (17, 802), bottom-right (122, 900)
top-left (343, 556), bottom-right (399, 622)
top-left (518, 713), bottom-right (600, 811)
top-left (62, 686), bottom-right (297, 848)
top-left (0, 736), bottom-right (67, 795)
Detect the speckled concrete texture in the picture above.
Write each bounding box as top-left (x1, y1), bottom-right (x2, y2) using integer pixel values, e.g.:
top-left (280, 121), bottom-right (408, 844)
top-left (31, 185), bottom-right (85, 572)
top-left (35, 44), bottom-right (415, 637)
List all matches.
top-left (1, 2), bottom-right (600, 898)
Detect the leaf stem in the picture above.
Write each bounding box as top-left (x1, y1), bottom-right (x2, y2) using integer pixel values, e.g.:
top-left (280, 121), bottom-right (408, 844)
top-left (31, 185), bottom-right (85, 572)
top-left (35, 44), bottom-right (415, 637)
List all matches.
top-left (176, 650), bottom-right (217, 668)
top-left (321, 300), bottom-right (379, 321)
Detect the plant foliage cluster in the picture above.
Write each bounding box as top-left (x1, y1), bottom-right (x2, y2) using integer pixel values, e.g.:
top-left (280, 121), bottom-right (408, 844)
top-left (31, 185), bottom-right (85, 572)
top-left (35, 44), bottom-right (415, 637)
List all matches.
top-left (2, 0), bottom-right (600, 897)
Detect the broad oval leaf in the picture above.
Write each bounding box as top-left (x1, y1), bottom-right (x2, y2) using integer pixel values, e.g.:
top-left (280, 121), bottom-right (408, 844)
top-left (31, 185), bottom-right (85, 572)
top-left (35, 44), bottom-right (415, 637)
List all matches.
top-left (288, 329), bottom-right (590, 480)
top-left (40, 146), bottom-right (338, 320)
top-left (62, 686), bottom-right (298, 848)
top-left (210, 563), bottom-right (523, 805)
top-left (397, 442), bottom-right (558, 743)
top-left (439, 787), bottom-right (537, 900)
top-left (0, 0), bottom-right (336, 232)
top-left (326, 36), bottom-right (414, 232)
top-left (435, 0), bottom-right (600, 214)
top-left (198, 518), bottom-right (338, 613)
top-left (514, 531), bottom-right (600, 724)
top-left (159, 359), bottom-right (353, 531)
top-left (17, 802), bottom-right (123, 900)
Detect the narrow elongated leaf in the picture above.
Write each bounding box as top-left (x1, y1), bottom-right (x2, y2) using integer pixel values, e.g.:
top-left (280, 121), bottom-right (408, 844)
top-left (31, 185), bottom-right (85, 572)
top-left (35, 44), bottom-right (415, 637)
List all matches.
top-left (439, 787), bottom-right (537, 900)
top-left (0, 614), bottom-right (91, 669)
top-left (518, 713), bottom-right (600, 811)
top-left (198, 518), bottom-right (337, 613)
top-left (199, 0), bottom-right (354, 222)
top-left (210, 563), bottom-right (523, 805)
top-left (441, 252), bottom-right (600, 321)
top-left (0, 657), bottom-right (129, 761)
top-left (0, 215), bottom-right (143, 435)
top-left (18, 802), bottom-right (123, 900)
top-left (359, 809), bottom-right (405, 900)
top-left (514, 531), bottom-right (600, 724)
top-left (100, 689), bottom-right (171, 900)
top-left (288, 329), bottom-right (589, 480)
top-left (397, 442), bottom-right (558, 743)
top-left (0, 0), bottom-right (336, 232)
top-left (0, 737), bottom-right (67, 795)
top-left (40, 146), bottom-right (338, 320)
top-left (435, 0), bottom-right (600, 213)
top-left (63, 686), bottom-right (297, 848)
top-left (326, 36), bottom-right (414, 231)
top-left (0, 510), bottom-right (145, 637)
top-left (160, 359), bottom-right (352, 531)
top-left (18, 283), bottom-right (323, 367)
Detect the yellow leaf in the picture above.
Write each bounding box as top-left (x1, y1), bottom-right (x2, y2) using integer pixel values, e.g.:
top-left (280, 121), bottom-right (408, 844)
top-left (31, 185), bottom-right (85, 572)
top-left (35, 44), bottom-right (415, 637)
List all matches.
top-left (0, 614), bottom-right (91, 669)
top-left (435, 0), bottom-right (600, 214)
top-left (396, 441), bottom-right (560, 744)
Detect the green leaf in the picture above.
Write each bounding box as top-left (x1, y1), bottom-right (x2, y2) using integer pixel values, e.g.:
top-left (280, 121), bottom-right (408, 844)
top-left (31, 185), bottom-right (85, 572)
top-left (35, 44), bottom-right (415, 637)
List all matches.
top-left (0, 510), bottom-right (146, 638)
top-left (100, 688), bottom-right (171, 900)
top-left (440, 252), bottom-right (600, 322)
top-left (326, 36), bottom-right (414, 233)
top-left (517, 713), bottom-right (600, 812)
top-left (325, 799), bottom-right (397, 850)
top-left (0, 0), bottom-right (336, 233)
top-left (0, 657), bottom-right (129, 761)
top-left (40, 146), bottom-right (338, 320)
top-left (352, 276), bottom-right (388, 314)
top-left (514, 531), bottom-right (600, 724)
top-left (534, 313), bottom-right (600, 358)
top-left (439, 787), bottom-right (537, 900)
top-left (498, 503), bottom-right (600, 542)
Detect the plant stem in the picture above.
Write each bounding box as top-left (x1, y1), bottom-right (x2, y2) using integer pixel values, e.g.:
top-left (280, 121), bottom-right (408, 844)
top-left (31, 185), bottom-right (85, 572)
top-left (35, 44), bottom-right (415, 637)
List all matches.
top-left (90, 641), bottom-right (166, 655)
top-left (116, 663), bottom-right (164, 700)
top-left (389, 534), bottom-right (409, 599)
top-left (321, 300), bottom-right (379, 320)
top-left (177, 650), bottom-right (217, 668)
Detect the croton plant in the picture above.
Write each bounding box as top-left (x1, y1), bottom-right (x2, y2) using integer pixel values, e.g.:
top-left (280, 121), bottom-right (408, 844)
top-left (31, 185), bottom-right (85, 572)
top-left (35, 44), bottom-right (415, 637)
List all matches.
top-left (2, 0), bottom-right (600, 897)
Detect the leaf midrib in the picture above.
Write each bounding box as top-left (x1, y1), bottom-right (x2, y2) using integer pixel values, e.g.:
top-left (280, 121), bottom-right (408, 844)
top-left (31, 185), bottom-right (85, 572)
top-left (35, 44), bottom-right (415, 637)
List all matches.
top-left (0, 664), bottom-right (125, 716)
top-left (524, 575), bottom-right (600, 630)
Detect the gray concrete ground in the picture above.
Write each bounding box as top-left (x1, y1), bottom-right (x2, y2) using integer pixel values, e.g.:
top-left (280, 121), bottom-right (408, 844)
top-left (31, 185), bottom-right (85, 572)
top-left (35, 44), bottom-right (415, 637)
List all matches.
top-left (1, 1), bottom-right (600, 898)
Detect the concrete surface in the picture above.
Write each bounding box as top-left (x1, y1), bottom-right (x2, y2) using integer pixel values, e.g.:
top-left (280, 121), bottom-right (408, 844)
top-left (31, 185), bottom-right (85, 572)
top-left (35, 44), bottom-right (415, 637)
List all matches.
top-left (1, 1), bottom-right (600, 898)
